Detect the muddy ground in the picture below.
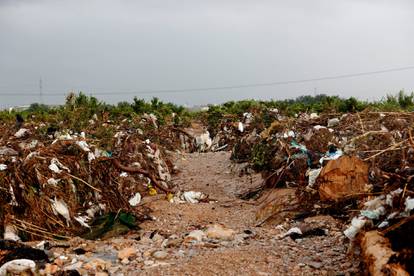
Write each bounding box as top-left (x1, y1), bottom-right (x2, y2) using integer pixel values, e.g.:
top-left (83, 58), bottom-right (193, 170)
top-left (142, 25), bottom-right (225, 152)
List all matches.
top-left (42, 152), bottom-right (361, 275)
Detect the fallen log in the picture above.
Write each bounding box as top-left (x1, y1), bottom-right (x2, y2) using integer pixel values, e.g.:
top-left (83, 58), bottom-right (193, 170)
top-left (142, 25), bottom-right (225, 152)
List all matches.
top-left (361, 231), bottom-right (409, 276)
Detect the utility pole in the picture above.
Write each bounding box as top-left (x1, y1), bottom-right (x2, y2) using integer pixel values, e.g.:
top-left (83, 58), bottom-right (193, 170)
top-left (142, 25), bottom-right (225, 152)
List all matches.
top-left (39, 77), bottom-right (43, 104)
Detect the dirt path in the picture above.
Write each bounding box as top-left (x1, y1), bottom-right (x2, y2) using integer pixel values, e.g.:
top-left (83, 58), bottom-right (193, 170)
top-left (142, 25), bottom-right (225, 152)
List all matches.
top-left (139, 152), bottom-right (360, 275)
top-left (46, 152), bottom-right (361, 275)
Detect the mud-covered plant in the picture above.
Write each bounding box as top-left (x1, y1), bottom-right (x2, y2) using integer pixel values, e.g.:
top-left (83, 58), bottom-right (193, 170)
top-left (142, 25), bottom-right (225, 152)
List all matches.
top-left (231, 141), bottom-right (253, 162)
top-left (259, 110), bottom-right (276, 129)
top-left (94, 125), bottom-right (115, 151)
top-left (251, 142), bottom-right (273, 171)
top-left (206, 105), bottom-right (223, 136)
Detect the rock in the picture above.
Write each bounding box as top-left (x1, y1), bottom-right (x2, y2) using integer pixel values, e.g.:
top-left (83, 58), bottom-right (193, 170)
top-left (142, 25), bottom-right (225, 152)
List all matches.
top-left (144, 260), bottom-right (154, 266)
top-left (118, 247), bottom-right (136, 260)
top-left (0, 146), bottom-right (18, 156)
top-left (83, 258), bottom-right (110, 271)
top-left (185, 230), bottom-right (206, 242)
top-left (108, 266), bottom-right (120, 274)
top-left (205, 224), bottom-right (236, 241)
top-left (54, 258), bottom-right (65, 267)
top-left (0, 259), bottom-right (36, 275)
top-left (176, 250), bottom-right (185, 257)
top-left (151, 233), bottom-right (164, 243)
top-left (64, 261), bottom-right (83, 271)
top-left (77, 268), bottom-right (88, 275)
top-left (121, 258), bottom-right (130, 265)
top-left (143, 250), bottom-right (153, 258)
top-left (42, 264), bottom-right (60, 275)
top-left (152, 250), bottom-right (168, 260)
top-left (165, 237), bottom-right (183, 248)
top-left (307, 261), bottom-right (323, 269)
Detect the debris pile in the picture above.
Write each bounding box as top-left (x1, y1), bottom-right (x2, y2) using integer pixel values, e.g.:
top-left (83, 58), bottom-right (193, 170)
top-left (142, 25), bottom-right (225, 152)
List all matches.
top-left (3, 93), bottom-right (414, 274)
top-left (226, 110), bottom-right (414, 274)
top-left (0, 113), bottom-right (186, 242)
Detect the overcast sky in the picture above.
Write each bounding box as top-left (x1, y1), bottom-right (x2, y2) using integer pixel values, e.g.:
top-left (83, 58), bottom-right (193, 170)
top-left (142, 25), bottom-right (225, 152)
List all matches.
top-left (1, 0), bottom-right (414, 108)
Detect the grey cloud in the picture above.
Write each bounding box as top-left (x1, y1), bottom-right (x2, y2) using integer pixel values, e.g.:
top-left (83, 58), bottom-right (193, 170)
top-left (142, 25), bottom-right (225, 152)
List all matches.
top-left (0, 0), bottom-right (413, 108)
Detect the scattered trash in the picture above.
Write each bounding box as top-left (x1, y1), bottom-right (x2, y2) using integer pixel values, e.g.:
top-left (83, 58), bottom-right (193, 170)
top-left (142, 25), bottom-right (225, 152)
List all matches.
top-left (343, 217), bottom-right (366, 239)
top-left (210, 109), bottom-right (414, 273)
top-left (306, 168), bottom-right (322, 188)
top-left (128, 192), bottom-right (142, 207)
top-left (279, 225), bottom-right (326, 240)
top-left (205, 224), bottom-right (236, 241)
top-left (3, 225), bottom-right (20, 241)
top-left (47, 178), bottom-right (60, 186)
top-left (118, 247), bottom-right (136, 260)
top-left (319, 147), bottom-right (343, 164)
top-left (327, 118), bottom-right (340, 128)
top-left (74, 216), bottom-right (91, 228)
top-left (14, 128), bottom-right (30, 138)
top-left (310, 113), bottom-right (319, 119)
top-left (283, 227), bottom-right (302, 237)
top-left (3, 95), bottom-right (414, 273)
top-left (238, 122), bottom-right (244, 133)
top-left (49, 158), bottom-right (70, 174)
top-left (50, 197), bottom-right (71, 226)
top-left (0, 110), bottom-right (179, 241)
top-left (404, 197), bottom-right (414, 213)
top-left (195, 131), bottom-right (213, 152)
top-left (361, 196), bottom-right (386, 220)
top-left (175, 191), bottom-right (208, 204)
top-left (283, 130), bottom-right (295, 138)
top-left (82, 212), bottom-right (138, 240)
top-left (76, 140), bottom-right (91, 152)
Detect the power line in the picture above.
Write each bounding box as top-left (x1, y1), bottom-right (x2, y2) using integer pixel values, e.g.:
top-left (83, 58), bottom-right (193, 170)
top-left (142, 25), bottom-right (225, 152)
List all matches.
top-left (1, 65), bottom-right (414, 96)
top-left (39, 77), bottom-right (43, 104)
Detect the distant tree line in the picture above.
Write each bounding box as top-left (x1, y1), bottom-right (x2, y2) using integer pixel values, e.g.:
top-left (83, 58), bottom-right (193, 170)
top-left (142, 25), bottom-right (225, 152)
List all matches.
top-left (2, 90), bottom-right (414, 127)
